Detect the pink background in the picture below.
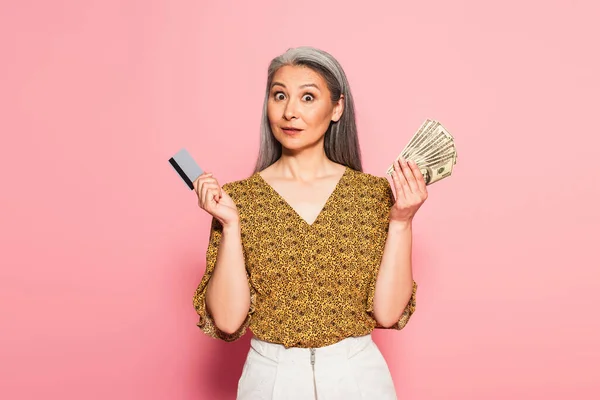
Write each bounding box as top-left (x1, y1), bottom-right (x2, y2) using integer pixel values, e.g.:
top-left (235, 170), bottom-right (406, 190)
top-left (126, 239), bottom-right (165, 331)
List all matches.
top-left (1, 0), bottom-right (599, 399)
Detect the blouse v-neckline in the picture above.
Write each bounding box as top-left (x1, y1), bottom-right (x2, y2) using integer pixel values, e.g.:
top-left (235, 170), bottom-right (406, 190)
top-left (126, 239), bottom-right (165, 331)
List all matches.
top-left (255, 166), bottom-right (349, 227)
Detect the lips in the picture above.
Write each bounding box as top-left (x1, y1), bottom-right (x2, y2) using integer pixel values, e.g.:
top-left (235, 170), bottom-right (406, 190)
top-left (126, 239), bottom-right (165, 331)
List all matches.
top-left (281, 127), bottom-right (303, 135)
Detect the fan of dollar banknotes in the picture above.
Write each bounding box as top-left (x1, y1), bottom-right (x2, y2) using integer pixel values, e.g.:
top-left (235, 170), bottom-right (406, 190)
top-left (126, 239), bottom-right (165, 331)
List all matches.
top-left (386, 119), bottom-right (458, 185)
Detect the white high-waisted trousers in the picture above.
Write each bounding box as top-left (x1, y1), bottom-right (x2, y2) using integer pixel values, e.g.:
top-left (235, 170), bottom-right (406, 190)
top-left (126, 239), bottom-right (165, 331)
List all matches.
top-left (236, 333), bottom-right (398, 399)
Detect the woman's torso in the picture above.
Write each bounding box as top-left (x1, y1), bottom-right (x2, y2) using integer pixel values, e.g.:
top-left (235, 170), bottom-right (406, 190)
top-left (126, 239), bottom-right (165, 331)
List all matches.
top-left (223, 166), bottom-right (394, 348)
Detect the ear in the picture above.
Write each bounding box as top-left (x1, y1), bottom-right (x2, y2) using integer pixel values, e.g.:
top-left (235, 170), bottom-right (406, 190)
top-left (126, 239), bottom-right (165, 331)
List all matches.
top-left (331, 94), bottom-right (345, 122)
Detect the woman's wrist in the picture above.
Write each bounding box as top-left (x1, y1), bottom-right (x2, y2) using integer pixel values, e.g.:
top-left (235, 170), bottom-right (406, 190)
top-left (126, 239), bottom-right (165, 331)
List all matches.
top-left (222, 220), bottom-right (241, 234)
top-left (388, 219), bottom-right (413, 233)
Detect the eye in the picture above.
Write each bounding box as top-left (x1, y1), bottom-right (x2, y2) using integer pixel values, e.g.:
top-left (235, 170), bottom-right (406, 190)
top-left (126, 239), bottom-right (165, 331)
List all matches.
top-left (302, 93), bottom-right (315, 102)
top-left (273, 92), bottom-right (286, 101)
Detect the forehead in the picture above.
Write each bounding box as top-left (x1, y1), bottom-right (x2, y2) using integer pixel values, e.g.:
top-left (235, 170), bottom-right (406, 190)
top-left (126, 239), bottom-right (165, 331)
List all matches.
top-left (271, 65), bottom-right (327, 89)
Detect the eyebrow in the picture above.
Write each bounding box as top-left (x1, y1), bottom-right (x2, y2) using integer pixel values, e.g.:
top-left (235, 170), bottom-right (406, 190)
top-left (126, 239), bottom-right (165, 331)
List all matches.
top-left (271, 82), bottom-right (321, 90)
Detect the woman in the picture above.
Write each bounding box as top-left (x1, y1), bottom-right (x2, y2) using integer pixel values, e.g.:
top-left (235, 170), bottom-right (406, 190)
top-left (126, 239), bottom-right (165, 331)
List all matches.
top-left (192, 46), bottom-right (427, 400)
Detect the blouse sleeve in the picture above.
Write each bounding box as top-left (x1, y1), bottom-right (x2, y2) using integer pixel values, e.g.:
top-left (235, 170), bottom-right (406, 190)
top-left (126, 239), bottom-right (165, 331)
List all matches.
top-left (366, 176), bottom-right (418, 330)
top-left (192, 214), bottom-right (256, 342)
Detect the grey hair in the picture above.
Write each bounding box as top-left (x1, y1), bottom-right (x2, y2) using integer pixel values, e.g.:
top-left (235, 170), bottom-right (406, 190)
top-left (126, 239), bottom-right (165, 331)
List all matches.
top-left (252, 46), bottom-right (363, 173)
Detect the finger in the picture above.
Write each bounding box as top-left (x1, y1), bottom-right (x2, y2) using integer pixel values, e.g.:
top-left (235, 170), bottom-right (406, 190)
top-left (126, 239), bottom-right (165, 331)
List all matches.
top-left (196, 175), bottom-right (218, 195)
top-left (201, 177), bottom-right (222, 201)
top-left (194, 176), bottom-right (205, 198)
top-left (202, 184), bottom-right (220, 211)
top-left (391, 160), bottom-right (406, 199)
top-left (401, 159), bottom-right (419, 194)
top-left (396, 159), bottom-right (412, 193)
top-left (198, 180), bottom-right (219, 206)
top-left (409, 160), bottom-right (427, 194)
top-left (193, 172), bottom-right (213, 195)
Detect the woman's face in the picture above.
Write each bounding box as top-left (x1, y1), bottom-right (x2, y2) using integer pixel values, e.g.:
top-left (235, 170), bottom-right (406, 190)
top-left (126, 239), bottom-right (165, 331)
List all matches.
top-left (267, 65), bottom-right (344, 151)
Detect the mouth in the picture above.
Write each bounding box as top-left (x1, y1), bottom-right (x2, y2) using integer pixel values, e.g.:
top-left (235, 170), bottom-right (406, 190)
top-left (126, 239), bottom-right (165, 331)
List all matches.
top-left (281, 127), bottom-right (303, 135)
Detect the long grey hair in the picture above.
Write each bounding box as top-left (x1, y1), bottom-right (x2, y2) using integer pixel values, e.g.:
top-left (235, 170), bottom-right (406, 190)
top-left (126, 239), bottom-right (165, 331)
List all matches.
top-left (252, 46), bottom-right (363, 173)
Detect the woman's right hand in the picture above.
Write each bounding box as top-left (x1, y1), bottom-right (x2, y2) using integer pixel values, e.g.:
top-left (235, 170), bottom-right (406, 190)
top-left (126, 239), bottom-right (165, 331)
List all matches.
top-left (193, 172), bottom-right (239, 227)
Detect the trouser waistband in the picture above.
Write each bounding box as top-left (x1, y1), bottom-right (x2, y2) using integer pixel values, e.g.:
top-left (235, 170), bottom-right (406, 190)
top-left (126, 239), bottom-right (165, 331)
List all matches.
top-left (249, 334), bottom-right (373, 364)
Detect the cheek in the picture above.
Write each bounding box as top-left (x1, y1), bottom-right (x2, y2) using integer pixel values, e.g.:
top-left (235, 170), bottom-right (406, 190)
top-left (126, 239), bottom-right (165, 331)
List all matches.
top-left (304, 105), bottom-right (332, 127)
top-left (266, 102), bottom-right (277, 121)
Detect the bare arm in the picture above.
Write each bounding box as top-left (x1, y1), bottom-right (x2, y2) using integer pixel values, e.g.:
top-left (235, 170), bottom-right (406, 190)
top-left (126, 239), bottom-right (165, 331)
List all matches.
top-left (372, 220), bottom-right (415, 327)
top-left (372, 158), bottom-right (426, 327)
top-left (192, 172), bottom-right (252, 337)
top-left (205, 221), bottom-right (251, 335)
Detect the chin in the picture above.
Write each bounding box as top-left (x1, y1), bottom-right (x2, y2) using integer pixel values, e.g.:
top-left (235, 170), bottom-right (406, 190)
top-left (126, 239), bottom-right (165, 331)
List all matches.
top-left (274, 132), bottom-right (300, 143)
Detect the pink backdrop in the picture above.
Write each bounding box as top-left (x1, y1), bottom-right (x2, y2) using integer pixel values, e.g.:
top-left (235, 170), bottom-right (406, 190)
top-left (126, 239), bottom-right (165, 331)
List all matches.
top-left (1, 1), bottom-right (599, 399)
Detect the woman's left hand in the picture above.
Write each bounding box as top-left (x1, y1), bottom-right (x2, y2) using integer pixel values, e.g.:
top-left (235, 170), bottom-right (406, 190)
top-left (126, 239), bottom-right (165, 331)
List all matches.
top-left (389, 158), bottom-right (428, 223)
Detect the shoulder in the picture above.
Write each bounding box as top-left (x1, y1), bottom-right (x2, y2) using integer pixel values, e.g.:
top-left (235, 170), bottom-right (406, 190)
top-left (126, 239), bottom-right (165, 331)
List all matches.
top-left (347, 168), bottom-right (394, 209)
top-left (347, 168), bottom-right (390, 193)
top-left (220, 173), bottom-right (258, 202)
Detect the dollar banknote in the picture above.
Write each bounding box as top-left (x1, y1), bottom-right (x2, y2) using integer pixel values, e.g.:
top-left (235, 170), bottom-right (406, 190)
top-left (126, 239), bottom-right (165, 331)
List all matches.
top-left (386, 120), bottom-right (457, 185)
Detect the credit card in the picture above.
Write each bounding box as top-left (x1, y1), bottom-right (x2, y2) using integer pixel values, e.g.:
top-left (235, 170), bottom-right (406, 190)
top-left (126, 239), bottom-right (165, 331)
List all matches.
top-left (168, 148), bottom-right (204, 190)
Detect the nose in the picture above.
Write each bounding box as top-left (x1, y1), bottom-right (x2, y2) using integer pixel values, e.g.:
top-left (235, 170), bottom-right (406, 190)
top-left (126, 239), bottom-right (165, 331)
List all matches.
top-left (283, 97), bottom-right (298, 120)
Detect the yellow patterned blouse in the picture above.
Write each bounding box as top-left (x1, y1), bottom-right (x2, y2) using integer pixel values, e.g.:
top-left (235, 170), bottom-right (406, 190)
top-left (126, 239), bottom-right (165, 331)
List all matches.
top-left (193, 165), bottom-right (418, 348)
